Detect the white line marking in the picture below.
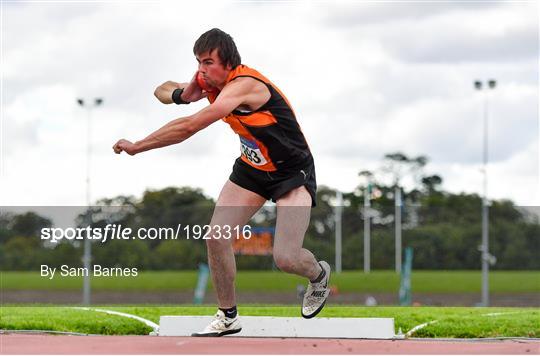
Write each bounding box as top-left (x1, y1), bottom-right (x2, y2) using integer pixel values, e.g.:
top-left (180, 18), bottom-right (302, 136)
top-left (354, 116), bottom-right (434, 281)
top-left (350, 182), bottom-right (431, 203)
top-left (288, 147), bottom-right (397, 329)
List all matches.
top-left (482, 311), bottom-right (527, 317)
top-left (72, 307), bottom-right (159, 334)
top-left (405, 310), bottom-right (533, 337)
top-left (405, 320), bottom-right (439, 338)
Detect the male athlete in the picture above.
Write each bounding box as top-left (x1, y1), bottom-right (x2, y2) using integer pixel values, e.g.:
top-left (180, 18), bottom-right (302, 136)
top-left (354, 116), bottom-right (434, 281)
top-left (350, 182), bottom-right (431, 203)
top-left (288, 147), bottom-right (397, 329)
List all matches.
top-left (113, 28), bottom-right (330, 337)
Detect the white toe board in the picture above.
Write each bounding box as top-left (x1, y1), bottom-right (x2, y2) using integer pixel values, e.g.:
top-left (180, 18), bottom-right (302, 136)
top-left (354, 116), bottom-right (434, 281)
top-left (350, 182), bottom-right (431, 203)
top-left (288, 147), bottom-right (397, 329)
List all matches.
top-left (159, 316), bottom-right (395, 339)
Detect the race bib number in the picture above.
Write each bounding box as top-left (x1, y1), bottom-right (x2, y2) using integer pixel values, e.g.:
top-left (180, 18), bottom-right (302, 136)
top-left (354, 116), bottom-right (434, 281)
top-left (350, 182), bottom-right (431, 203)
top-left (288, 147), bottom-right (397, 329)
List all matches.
top-left (240, 137), bottom-right (267, 166)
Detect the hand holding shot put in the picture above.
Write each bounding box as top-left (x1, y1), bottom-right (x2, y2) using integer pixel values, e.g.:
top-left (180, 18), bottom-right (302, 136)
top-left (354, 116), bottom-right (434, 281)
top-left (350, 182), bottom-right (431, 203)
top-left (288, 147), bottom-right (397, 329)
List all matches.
top-left (112, 28), bottom-right (330, 337)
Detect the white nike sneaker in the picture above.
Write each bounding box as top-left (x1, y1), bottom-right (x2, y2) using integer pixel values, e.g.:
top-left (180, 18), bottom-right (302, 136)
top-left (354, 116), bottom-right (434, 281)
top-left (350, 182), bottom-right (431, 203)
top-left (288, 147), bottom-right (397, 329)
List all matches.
top-left (301, 261), bottom-right (331, 319)
top-left (191, 309), bottom-right (242, 337)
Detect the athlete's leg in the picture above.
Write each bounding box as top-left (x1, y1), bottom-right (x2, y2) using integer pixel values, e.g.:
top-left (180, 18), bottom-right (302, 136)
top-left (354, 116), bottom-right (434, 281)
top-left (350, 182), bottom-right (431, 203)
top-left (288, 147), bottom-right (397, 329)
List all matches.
top-left (273, 185), bottom-right (321, 280)
top-left (207, 180), bottom-right (266, 308)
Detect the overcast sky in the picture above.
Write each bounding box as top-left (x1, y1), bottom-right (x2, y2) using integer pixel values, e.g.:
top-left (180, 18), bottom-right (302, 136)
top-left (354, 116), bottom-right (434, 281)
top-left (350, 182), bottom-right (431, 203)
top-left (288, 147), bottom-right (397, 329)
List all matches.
top-left (1, 0), bottom-right (538, 207)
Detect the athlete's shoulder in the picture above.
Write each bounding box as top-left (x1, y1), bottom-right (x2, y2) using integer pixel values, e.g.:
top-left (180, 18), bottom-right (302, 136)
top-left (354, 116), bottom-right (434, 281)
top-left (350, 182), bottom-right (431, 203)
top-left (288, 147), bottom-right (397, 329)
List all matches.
top-left (207, 66), bottom-right (265, 103)
top-left (227, 65), bottom-right (270, 84)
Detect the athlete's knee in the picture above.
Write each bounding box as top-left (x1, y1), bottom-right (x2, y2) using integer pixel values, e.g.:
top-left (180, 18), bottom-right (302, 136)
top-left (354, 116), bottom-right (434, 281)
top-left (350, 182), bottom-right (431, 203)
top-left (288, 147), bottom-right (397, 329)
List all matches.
top-left (273, 252), bottom-right (298, 273)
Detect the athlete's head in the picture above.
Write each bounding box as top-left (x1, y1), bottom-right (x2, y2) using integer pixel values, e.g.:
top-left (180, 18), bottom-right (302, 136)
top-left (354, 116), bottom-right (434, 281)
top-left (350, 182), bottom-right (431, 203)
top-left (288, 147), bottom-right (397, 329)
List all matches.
top-left (194, 28), bottom-right (241, 89)
top-left (193, 28), bottom-right (241, 70)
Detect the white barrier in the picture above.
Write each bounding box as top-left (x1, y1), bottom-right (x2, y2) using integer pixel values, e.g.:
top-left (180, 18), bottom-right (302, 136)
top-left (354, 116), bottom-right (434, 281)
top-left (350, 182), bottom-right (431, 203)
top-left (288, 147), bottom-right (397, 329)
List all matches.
top-left (159, 316), bottom-right (396, 339)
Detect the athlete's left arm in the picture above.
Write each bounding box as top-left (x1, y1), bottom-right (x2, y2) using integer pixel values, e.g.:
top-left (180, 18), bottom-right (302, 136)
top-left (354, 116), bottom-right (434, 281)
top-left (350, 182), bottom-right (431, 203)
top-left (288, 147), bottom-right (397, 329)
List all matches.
top-left (113, 79), bottom-right (254, 155)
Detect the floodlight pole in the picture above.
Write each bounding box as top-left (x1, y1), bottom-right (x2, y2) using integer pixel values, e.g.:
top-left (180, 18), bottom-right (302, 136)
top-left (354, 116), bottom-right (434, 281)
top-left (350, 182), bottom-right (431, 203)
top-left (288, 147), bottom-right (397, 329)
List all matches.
top-left (474, 80), bottom-right (496, 307)
top-left (77, 97), bottom-right (103, 305)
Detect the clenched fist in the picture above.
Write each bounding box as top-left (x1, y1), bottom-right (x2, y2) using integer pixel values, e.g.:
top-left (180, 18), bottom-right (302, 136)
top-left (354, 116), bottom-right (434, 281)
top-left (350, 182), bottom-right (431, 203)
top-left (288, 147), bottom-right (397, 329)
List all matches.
top-left (113, 139), bottom-right (138, 156)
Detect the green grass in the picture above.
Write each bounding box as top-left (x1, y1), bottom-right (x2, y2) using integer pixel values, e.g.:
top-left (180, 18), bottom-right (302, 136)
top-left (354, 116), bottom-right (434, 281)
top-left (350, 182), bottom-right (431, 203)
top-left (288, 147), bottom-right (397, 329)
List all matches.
top-left (1, 306), bottom-right (538, 338)
top-left (2, 270), bottom-right (539, 293)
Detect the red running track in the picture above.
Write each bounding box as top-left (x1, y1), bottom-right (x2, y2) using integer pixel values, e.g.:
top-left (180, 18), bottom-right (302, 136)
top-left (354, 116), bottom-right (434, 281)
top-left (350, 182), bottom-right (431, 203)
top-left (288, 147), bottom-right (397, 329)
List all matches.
top-left (1, 334), bottom-right (539, 354)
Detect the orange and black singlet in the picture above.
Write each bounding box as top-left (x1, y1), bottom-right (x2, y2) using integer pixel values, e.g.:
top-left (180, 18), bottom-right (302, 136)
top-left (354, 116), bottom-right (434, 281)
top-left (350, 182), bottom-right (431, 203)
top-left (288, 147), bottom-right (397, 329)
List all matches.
top-left (208, 65), bottom-right (312, 172)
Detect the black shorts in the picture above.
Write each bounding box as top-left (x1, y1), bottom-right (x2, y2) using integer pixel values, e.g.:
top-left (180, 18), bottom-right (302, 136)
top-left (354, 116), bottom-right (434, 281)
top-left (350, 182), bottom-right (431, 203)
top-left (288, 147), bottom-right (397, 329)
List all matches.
top-left (229, 157), bottom-right (317, 207)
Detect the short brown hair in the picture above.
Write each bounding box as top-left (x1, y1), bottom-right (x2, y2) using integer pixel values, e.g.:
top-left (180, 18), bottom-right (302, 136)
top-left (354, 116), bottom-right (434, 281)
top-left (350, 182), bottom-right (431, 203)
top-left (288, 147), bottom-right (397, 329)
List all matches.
top-left (193, 28), bottom-right (241, 69)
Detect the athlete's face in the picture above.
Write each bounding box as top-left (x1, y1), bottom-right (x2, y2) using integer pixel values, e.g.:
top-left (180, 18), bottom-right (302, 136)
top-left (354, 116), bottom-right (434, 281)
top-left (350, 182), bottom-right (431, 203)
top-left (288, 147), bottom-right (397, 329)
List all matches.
top-left (196, 49), bottom-right (231, 90)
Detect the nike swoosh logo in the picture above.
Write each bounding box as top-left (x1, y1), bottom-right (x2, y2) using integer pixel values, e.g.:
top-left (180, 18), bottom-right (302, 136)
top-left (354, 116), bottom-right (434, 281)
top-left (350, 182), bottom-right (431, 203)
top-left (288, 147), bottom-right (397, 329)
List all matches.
top-left (300, 170), bottom-right (307, 180)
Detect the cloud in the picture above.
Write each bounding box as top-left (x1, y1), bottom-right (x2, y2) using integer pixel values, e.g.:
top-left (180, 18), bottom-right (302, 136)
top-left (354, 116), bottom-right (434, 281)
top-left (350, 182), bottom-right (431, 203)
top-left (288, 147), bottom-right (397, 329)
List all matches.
top-left (436, 138), bottom-right (539, 205)
top-left (1, 1), bottom-right (537, 206)
top-left (323, 2), bottom-right (538, 63)
top-left (322, 1), bottom-right (505, 26)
